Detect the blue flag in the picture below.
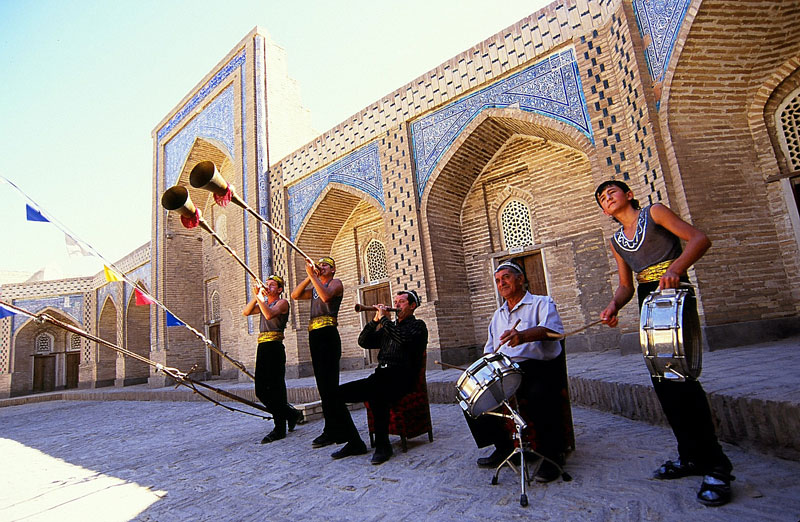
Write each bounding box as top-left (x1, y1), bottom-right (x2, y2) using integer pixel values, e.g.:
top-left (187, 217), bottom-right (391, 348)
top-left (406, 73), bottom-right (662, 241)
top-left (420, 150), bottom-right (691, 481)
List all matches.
top-left (0, 304), bottom-right (18, 319)
top-left (26, 204), bottom-right (49, 222)
top-left (166, 311), bottom-right (185, 327)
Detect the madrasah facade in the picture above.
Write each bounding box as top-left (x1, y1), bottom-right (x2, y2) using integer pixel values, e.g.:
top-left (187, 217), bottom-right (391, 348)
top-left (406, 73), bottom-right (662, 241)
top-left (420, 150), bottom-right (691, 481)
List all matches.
top-left (2, 0), bottom-right (800, 397)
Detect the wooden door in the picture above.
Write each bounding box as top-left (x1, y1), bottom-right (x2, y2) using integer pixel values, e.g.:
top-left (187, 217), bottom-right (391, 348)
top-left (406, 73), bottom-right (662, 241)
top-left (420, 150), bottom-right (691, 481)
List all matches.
top-left (65, 352), bottom-right (79, 389)
top-left (519, 252), bottom-right (547, 296)
top-left (33, 355), bottom-right (55, 393)
top-left (360, 284), bottom-right (391, 365)
top-left (208, 324), bottom-right (221, 376)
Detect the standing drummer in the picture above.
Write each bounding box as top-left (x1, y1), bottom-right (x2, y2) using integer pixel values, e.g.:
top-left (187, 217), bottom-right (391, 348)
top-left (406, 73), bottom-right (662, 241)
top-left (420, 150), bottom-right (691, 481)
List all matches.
top-left (595, 180), bottom-right (733, 507)
top-left (290, 257), bottom-right (364, 456)
top-left (465, 261), bottom-right (569, 483)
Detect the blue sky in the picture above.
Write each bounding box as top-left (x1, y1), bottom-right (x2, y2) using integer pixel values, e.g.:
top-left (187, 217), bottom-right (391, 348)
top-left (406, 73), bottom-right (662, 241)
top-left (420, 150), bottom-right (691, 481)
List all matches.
top-left (0, 0), bottom-right (550, 278)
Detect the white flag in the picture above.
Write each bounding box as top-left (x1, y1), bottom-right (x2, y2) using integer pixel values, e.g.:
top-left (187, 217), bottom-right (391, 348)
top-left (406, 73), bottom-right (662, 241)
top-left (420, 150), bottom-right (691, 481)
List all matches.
top-left (65, 234), bottom-right (92, 257)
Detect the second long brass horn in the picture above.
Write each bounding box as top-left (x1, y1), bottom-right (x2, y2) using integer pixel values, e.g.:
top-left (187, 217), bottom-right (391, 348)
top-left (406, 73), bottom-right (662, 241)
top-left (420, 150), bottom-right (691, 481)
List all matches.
top-left (189, 161), bottom-right (245, 206)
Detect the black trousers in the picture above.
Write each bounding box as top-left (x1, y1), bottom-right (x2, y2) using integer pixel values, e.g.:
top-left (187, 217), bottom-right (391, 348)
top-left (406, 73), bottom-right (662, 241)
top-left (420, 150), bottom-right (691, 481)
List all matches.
top-left (339, 366), bottom-right (414, 443)
top-left (254, 340), bottom-right (295, 433)
top-left (464, 350), bottom-right (569, 462)
top-left (638, 281), bottom-right (732, 473)
top-left (309, 326), bottom-right (359, 442)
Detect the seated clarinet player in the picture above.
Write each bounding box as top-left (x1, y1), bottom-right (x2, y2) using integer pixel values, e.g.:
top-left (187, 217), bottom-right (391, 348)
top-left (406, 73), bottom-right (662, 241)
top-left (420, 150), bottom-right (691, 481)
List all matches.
top-left (334, 290), bottom-right (428, 464)
top-left (465, 261), bottom-right (570, 483)
top-left (595, 180), bottom-right (734, 507)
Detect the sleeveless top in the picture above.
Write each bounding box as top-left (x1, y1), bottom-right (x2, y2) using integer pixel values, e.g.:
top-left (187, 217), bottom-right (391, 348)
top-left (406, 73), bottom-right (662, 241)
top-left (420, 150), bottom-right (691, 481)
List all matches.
top-left (259, 299), bottom-right (289, 333)
top-left (611, 205), bottom-right (682, 273)
top-left (310, 280), bottom-right (342, 319)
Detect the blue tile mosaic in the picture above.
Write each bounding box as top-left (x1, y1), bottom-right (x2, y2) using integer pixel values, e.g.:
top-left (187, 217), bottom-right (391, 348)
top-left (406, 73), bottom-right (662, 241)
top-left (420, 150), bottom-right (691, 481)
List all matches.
top-left (410, 49), bottom-right (593, 199)
top-left (286, 142), bottom-right (383, 240)
top-left (632, 0), bottom-right (691, 85)
top-left (157, 51), bottom-right (246, 143)
top-left (11, 294), bottom-right (84, 336)
top-left (164, 85), bottom-right (236, 188)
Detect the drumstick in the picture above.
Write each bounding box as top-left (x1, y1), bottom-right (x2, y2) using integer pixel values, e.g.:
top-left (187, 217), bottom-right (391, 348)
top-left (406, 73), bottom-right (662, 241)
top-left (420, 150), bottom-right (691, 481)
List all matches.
top-left (545, 319), bottom-right (605, 340)
top-left (493, 319), bottom-right (521, 353)
top-left (434, 360), bottom-right (467, 371)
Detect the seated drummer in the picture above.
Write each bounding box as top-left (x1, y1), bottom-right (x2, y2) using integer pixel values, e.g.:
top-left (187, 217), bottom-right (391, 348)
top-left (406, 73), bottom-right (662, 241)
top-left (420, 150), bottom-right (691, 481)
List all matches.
top-left (333, 290), bottom-right (428, 465)
top-left (465, 261), bottom-right (569, 483)
top-left (595, 180), bottom-right (733, 507)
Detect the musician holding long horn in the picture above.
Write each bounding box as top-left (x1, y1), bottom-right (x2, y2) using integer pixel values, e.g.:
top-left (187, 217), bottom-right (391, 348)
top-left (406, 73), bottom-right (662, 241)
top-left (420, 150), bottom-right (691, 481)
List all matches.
top-left (290, 257), bottom-right (363, 455)
top-left (242, 275), bottom-right (303, 444)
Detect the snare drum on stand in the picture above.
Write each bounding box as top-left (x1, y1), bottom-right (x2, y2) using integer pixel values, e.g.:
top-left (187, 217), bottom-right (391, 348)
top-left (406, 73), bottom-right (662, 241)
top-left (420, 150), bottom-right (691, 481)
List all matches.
top-left (639, 288), bottom-right (702, 381)
top-left (455, 352), bottom-right (522, 418)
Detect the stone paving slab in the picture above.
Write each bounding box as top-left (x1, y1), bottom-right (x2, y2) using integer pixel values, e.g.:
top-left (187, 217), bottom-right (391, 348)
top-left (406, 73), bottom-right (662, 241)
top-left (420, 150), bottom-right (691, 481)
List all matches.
top-left (1, 400), bottom-right (799, 521)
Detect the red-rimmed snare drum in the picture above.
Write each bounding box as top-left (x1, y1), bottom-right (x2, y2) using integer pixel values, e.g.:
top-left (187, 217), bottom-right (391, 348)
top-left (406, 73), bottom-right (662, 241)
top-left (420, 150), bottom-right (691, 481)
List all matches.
top-left (456, 352), bottom-right (523, 417)
top-left (639, 288), bottom-right (702, 381)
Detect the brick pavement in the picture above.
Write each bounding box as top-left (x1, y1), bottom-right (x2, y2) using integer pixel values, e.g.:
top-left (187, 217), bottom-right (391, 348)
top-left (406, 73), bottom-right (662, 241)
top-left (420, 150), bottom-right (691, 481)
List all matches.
top-left (1, 400), bottom-right (799, 521)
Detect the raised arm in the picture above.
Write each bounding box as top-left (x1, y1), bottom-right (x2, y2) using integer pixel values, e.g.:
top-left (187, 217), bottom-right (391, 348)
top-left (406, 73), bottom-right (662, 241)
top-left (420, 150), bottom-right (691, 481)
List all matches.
top-left (650, 203), bottom-right (711, 289)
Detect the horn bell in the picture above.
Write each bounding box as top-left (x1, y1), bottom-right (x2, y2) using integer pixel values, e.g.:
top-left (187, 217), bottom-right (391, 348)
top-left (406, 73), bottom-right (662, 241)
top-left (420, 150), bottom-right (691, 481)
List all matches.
top-left (189, 161), bottom-right (229, 197)
top-left (161, 186), bottom-right (198, 220)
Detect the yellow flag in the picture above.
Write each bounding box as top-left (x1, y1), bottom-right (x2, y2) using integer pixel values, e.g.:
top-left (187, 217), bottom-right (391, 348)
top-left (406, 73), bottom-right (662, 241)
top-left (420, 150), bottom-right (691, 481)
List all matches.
top-left (103, 265), bottom-right (122, 282)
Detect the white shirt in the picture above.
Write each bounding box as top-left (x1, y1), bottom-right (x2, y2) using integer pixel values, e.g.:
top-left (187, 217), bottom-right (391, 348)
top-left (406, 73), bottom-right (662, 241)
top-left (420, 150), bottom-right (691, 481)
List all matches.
top-left (483, 292), bottom-right (564, 361)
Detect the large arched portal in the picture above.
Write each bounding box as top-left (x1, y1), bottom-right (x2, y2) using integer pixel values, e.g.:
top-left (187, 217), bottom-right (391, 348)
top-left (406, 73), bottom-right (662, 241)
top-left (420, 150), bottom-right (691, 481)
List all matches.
top-left (291, 185), bottom-right (386, 376)
top-left (662, 0), bottom-right (800, 341)
top-left (161, 140), bottom-right (247, 380)
top-left (421, 109), bottom-right (613, 363)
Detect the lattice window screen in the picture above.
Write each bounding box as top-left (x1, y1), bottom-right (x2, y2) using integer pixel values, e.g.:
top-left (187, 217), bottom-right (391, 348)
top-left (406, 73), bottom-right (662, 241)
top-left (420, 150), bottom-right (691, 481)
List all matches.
top-left (211, 291), bottom-right (221, 322)
top-left (778, 88), bottom-right (800, 171)
top-left (501, 200), bottom-right (534, 249)
top-left (35, 333), bottom-right (53, 354)
top-left (365, 240), bottom-right (388, 282)
top-left (70, 334), bottom-right (81, 351)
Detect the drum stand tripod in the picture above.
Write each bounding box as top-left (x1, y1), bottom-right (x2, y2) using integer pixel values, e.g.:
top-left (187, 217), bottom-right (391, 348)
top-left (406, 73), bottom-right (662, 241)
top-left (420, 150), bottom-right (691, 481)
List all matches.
top-left (484, 399), bottom-right (572, 507)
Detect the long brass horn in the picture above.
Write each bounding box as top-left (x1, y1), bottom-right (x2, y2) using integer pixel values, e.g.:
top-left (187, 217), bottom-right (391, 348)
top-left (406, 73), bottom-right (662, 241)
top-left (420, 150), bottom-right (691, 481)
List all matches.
top-left (189, 161), bottom-right (315, 266)
top-left (160, 185), bottom-right (265, 288)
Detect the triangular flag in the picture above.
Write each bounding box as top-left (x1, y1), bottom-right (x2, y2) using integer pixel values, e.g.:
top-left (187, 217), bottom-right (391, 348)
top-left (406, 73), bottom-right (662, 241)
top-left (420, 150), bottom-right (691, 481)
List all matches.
top-left (26, 204), bottom-right (49, 222)
top-left (65, 234), bottom-right (93, 257)
top-left (0, 304), bottom-right (19, 319)
top-left (166, 311), bottom-right (185, 327)
top-left (103, 265), bottom-right (122, 282)
top-left (134, 288), bottom-right (155, 306)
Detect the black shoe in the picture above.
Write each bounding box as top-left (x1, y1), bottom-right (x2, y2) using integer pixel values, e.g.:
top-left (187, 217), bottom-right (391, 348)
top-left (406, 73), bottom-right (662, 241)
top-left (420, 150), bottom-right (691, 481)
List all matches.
top-left (697, 470), bottom-right (735, 507)
top-left (312, 433), bottom-right (335, 448)
top-left (535, 460), bottom-right (560, 483)
top-left (654, 458), bottom-right (703, 480)
top-left (331, 440), bottom-right (368, 459)
top-left (288, 408), bottom-right (303, 432)
top-left (371, 445), bottom-right (393, 465)
top-left (477, 446), bottom-right (513, 468)
top-left (261, 430), bottom-right (286, 444)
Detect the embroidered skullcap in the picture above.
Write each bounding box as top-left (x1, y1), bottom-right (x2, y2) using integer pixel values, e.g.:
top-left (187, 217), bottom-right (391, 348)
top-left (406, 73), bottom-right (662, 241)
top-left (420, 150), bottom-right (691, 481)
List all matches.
top-left (318, 257), bottom-right (336, 269)
top-left (494, 261), bottom-right (524, 275)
